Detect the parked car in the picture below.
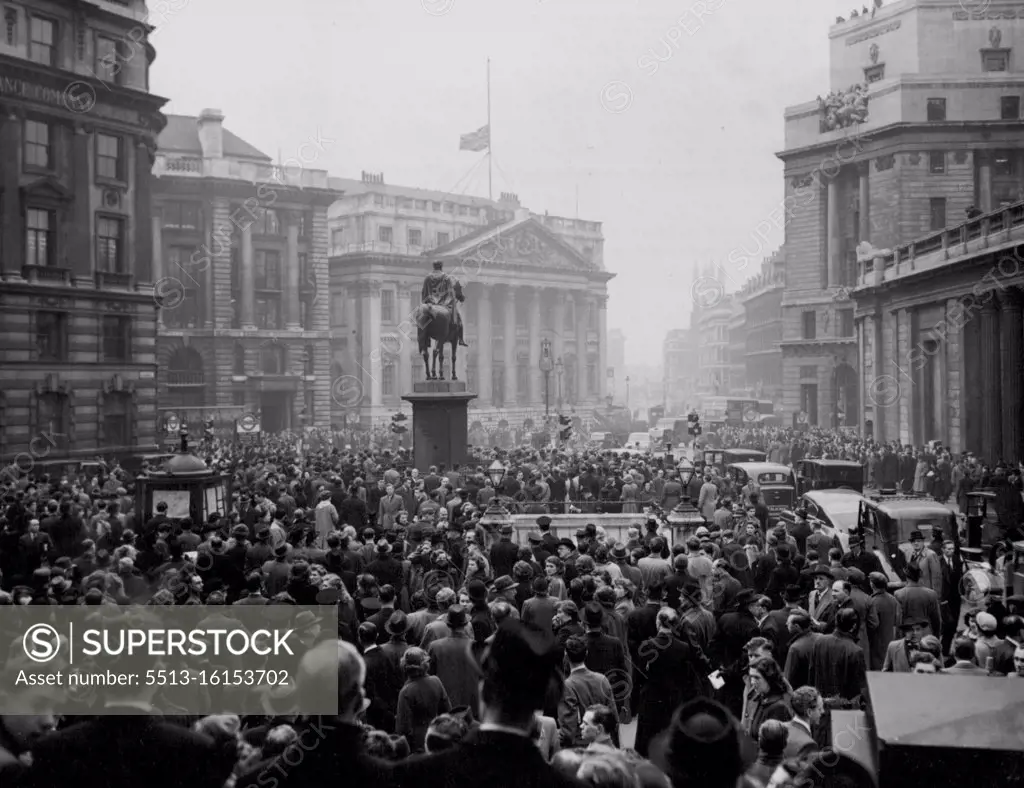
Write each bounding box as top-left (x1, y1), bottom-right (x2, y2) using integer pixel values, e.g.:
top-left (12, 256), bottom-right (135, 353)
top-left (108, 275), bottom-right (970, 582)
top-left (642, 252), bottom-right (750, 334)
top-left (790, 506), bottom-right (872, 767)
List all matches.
top-left (725, 462), bottom-right (797, 523)
top-left (794, 459), bottom-right (866, 494)
top-left (779, 489), bottom-right (867, 551)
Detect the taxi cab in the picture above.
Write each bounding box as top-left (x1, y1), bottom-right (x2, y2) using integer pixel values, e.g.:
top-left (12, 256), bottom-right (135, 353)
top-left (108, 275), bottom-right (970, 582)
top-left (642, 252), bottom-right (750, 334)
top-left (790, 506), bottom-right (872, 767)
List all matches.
top-left (702, 448), bottom-right (767, 474)
top-left (795, 459), bottom-right (865, 494)
top-left (854, 493), bottom-right (958, 587)
top-left (725, 462), bottom-right (797, 520)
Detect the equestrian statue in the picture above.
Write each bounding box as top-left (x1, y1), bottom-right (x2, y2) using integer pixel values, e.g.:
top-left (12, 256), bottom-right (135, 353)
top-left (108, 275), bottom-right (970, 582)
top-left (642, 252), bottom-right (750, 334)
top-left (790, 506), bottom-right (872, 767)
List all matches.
top-left (415, 260), bottom-right (468, 381)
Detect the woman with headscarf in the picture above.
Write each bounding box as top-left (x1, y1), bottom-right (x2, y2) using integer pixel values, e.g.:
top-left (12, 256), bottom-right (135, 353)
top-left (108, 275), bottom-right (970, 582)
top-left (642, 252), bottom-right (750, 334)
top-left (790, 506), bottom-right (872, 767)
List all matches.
top-left (741, 656), bottom-right (794, 740)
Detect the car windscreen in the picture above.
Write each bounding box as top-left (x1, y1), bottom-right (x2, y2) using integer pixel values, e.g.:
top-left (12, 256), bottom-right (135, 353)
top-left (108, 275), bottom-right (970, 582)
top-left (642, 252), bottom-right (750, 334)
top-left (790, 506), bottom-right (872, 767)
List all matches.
top-left (892, 512), bottom-right (955, 543)
top-left (821, 466), bottom-right (863, 484)
top-left (758, 472), bottom-right (792, 485)
top-left (818, 497), bottom-right (862, 528)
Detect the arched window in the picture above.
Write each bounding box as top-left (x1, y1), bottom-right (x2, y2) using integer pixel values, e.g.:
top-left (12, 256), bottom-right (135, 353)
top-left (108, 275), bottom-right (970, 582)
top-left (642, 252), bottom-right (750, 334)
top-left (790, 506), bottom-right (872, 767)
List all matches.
top-left (167, 347), bottom-right (205, 386)
top-left (233, 344), bottom-right (246, 376)
top-left (261, 343), bottom-right (285, 375)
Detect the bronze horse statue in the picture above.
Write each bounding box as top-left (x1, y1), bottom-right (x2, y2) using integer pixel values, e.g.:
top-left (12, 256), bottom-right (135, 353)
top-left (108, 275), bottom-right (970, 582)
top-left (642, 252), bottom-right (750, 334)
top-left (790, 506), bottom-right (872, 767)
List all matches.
top-left (415, 302), bottom-right (460, 380)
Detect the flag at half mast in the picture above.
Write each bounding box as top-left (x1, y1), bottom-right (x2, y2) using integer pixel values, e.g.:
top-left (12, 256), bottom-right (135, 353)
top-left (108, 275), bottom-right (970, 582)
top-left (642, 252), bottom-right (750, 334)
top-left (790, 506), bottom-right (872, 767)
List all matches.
top-left (459, 124), bottom-right (490, 152)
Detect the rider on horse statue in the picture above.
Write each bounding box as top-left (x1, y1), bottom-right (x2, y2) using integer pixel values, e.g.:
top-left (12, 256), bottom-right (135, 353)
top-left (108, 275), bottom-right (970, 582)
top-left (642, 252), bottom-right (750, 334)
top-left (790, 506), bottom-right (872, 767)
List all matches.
top-left (421, 260), bottom-right (468, 347)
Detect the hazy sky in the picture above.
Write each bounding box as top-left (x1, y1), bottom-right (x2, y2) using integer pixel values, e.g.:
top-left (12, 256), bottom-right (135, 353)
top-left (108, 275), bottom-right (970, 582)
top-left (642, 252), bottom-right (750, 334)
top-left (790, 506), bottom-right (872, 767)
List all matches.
top-left (149, 0), bottom-right (842, 365)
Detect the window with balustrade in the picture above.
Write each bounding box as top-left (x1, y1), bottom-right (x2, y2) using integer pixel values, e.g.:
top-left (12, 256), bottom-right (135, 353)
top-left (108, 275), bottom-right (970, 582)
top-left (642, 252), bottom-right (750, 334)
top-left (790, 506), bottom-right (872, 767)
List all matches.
top-left (36, 390), bottom-right (68, 448)
top-left (102, 392), bottom-right (132, 446)
top-left (383, 363), bottom-right (396, 396)
top-left (408, 228), bottom-right (422, 247)
top-left (166, 348), bottom-right (205, 388)
top-left (381, 289), bottom-right (395, 323)
top-left (378, 226), bottom-right (393, 244)
top-left (96, 216), bottom-right (125, 273)
top-left (25, 208), bottom-right (55, 267)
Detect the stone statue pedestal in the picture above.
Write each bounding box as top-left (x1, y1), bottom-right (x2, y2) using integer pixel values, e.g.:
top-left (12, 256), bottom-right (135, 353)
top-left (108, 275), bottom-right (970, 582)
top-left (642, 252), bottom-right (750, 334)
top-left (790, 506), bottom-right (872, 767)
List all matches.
top-left (402, 381), bottom-right (477, 471)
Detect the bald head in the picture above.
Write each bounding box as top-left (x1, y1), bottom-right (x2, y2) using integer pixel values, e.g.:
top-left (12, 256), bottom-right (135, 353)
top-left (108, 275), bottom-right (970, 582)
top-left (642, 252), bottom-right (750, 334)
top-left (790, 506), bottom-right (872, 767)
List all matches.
top-left (296, 639), bottom-right (363, 720)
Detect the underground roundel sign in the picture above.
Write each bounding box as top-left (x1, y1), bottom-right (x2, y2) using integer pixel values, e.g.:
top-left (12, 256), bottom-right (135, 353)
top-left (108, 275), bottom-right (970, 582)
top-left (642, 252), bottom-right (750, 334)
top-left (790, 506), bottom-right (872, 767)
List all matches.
top-left (239, 414), bottom-right (258, 432)
top-left (797, 411), bottom-right (809, 424)
top-left (743, 408), bottom-right (759, 423)
top-left (165, 415), bottom-right (180, 432)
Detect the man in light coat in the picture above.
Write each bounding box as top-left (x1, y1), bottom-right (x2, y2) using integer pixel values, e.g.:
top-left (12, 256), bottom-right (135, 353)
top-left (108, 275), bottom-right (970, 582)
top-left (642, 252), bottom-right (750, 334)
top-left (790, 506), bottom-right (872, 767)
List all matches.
top-left (697, 474), bottom-right (719, 522)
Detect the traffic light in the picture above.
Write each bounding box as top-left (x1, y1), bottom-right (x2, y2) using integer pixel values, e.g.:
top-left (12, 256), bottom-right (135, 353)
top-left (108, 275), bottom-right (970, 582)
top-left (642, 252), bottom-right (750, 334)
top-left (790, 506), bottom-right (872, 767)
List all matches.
top-left (558, 414), bottom-right (572, 442)
top-left (687, 410), bottom-right (702, 436)
top-left (390, 412), bottom-right (408, 434)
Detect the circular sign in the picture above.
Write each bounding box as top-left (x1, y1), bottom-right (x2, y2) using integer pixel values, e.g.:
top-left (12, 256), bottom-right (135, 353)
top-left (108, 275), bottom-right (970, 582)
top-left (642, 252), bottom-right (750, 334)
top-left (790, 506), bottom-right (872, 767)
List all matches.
top-left (239, 414), bottom-right (257, 432)
top-left (797, 411), bottom-right (809, 424)
top-left (743, 408), bottom-right (759, 423)
top-left (165, 415), bottom-right (180, 432)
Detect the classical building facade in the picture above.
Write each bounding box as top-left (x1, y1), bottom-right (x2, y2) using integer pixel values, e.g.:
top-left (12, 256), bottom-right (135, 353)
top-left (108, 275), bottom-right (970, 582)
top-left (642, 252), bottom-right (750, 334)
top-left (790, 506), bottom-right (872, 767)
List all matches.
top-left (692, 286), bottom-right (733, 396)
top-left (327, 175), bottom-right (612, 426)
top-left (853, 202), bottom-right (1024, 460)
top-left (152, 111), bottom-right (340, 434)
top-left (607, 327), bottom-right (626, 404)
top-left (777, 0), bottom-right (1024, 427)
top-left (0, 0), bottom-right (167, 466)
top-left (739, 249), bottom-right (785, 406)
top-left (662, 328), bottom-right (698, 415)
top-left (727, 297), bottom-right (746, 395)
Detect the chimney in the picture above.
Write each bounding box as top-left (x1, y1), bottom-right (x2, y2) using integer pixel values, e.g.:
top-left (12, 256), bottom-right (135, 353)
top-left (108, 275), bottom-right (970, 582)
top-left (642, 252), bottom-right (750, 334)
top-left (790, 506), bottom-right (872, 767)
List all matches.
top-left (196, 108), bottom-right (225, 159)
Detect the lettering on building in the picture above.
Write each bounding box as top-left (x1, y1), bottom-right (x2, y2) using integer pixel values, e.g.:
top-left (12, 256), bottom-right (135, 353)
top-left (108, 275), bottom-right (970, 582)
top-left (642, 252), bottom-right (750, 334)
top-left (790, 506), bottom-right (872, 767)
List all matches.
top-left (846, 20), bottom-right (901, 45)
top-left (953, 9), bottom-right (1024, 19)
top-left (0, 76), bottom-right (66, 106)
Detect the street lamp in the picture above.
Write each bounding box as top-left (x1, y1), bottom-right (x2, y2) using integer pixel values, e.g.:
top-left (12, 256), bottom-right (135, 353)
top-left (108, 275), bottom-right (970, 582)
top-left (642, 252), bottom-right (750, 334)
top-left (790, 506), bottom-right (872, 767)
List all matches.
top-left (480, 459), bottom-right (512, 534)
top-left (625, 376), bottom-right (630, 411)
top-left (540, 337), bottom-right (554, 420)
top-left (555, 357), bottom-right (565, 413)
top-left (668, 456), bottom-right (704, 534)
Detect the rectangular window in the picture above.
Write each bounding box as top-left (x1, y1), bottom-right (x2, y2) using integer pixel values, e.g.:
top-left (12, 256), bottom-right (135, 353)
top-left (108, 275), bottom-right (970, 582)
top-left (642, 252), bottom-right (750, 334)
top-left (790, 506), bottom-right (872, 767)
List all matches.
top-left (408, 228), bottom-right (422, 246)
top-left (381, 289), bottom-right (395, 322)
top-left (801, 311), bottom-right (816, 340)
top-left (26, 208), bottom-right (55, 267)
top-left (994, 154), bottom-right (1015, 176)
top-left (799, 365), bottom-right (817, 380)
top-left (864, 64), bottom-right (885, 83)
top-left (442, 202), bottom-right (454, 214)
top-left (28, 15), bottom-right (56, 66)
top-left (96, 217), bottom-right (125, 273)
top-left (24, 120), bottom-right (51, 170)
top-left (101, 315), bottom-right (131, 361)
top-left (96, 133), bottom-right (124, 181)
top-left (331, 228), bottom-right (344, 250)
top-left (299, 211), bottom-right (313, 237)
top-left (415, 200), bottom-right (427, 210)
top-left (436, 231), bottom-right (449, 246)
top-left (983, 51), bottom-right (1009, 72)
top-left (1001, 96), bottom-right (1021, 120)
top-left (103, 394), bottom-right (130, 446)
top-left (839, 309), bottom-right (855, 338)
top-left (430, 201), bottom-right (440, 212)
top-left (95, 35), bottom-right (124, 85)
top-left (928, 151), bottom-right (945, 174)
top-left (800, 383), bottom-right (819, 425)
top-left (255, 250), bottom-right (281, 289)
top-left (256, 210), bottom-right (280, 236)
top-left (378, 225), bottom-right (393, 244)
top-left (374, 194), bottom-right (384, 207)
top-left (926, 98), bottom-right (947, 121)
top-left (382, 364), bottom-right (395, 396)
top-left (162, 201), bottom-right (201, 231)
top-left (929, 197), bottom-right (947, 231)
top-left (35, 311), bottom-right (67, 361)
top-left (255, 297), bottom-right (281, 329)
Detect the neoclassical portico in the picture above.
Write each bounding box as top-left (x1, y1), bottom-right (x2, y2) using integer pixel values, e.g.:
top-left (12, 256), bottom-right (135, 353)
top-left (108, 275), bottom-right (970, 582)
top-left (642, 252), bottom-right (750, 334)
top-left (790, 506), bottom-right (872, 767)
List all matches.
top-left (330, 212), bottom-right (613, 424)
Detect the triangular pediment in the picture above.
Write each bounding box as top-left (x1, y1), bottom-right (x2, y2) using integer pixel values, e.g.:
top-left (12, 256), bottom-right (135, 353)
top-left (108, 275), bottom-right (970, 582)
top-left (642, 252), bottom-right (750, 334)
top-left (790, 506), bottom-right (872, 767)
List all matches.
top-left (21, 176), bottom-right (73, 202)
top-left (434, 217), bottom-right (596, 273)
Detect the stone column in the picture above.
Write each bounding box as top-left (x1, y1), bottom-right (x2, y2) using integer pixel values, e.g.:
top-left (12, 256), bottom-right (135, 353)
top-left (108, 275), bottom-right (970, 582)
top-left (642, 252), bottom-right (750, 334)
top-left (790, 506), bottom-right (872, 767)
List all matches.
top-left (240, 222), bottom-right (256, 329)
top-left (575, 292), bottom-right (588, 404)
top-left (361, 280), bottom-right (383, 410)
top-left (152, 208), bottom-right (164, 328)
top-left (858, 162), bottom-right (870, 243)
top-left (1000, 290), bottom-right (1023, 463)
top-left (71, 125), bottom-right (92, 283)
top-left (978, 152), bottom-right (993, 214)
top-left (552, 291), bottom-right (566, 362)
top-left (597, 294), bottom-right (609, 401)
top-left (134, 139), bottom-right (154, 284)
top-left (284, 214), bottom-right (301, 330)
top-left (397, 286), bottom-right (415, 395)
top-left (945, 298), bottom-right (963, 454)
top-left (827, 178), bottom-right (841, 288)
top-left (504, 285), bottom-right (517, 405)
top-left (0, 111), bottom-right (22, 277)
top-left (980, 296), bottom-right (1002, 463)
top-left (528, 287), bottom-right (542, 405)
top-left (476, 284), bottom-right (494, 405)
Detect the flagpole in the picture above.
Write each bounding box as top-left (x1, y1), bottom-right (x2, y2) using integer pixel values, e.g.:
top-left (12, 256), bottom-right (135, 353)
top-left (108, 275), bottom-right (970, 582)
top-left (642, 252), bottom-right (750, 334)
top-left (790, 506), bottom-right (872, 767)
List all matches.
top-left (487, 57), bottom-right (492, 201)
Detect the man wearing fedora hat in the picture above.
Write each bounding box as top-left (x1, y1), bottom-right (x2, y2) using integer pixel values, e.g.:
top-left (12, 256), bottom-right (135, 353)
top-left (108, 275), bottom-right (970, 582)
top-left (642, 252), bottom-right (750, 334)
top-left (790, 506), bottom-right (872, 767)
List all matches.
top-left (427, 605), bottom-right (480, 713)
top-left (489, 524), bottom-right (519, 581)
top-left (261, 543), bottom-right (293, 597)
top-left (882, 616), bottom-right (928, 673)
top-left (809, 608), bottom-right (867, 701)
top-left (894, 561), bottom-right (942, 639)
top-left (760, 585), bottom-right (804, 665)
top-left (366, 539), bottom-right (404, 591)
top-left (807, 566), bottom-right (835, 626)
top-left (709, 589), bottom-right (761, 716)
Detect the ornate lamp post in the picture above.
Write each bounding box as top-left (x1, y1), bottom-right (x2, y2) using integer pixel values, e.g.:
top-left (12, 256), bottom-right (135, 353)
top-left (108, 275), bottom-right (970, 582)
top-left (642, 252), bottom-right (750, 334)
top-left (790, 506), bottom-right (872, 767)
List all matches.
top-left (668, 456), bottom-right (704, 535)
top-left (480, 459), bottom-right (512, 530)
top-left (540, 337), bottom-right (554, 420)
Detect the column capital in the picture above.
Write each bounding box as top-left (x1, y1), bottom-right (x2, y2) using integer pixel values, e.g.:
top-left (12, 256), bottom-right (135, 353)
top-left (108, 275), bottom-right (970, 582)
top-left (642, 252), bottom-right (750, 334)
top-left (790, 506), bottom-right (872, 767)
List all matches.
top-left (980, 293), bottom-right (1001, 313)
top-left (596, 293), bottom-right (609, 308)
top-left (856, 160), bottom-right (870, 176)
top-left (1003, 287), bottom-right (1024, 310)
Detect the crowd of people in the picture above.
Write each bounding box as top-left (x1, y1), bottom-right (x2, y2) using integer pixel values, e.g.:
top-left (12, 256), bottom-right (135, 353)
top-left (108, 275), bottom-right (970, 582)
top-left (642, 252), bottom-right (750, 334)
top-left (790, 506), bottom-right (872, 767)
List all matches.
top-left (0, 423), bottom-right (1022, 788)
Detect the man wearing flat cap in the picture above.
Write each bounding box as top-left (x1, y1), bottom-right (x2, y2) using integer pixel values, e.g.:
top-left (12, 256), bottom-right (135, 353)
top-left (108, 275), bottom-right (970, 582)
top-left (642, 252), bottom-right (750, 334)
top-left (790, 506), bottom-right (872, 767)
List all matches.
top-left (393, 621), bottom-right (577, 788)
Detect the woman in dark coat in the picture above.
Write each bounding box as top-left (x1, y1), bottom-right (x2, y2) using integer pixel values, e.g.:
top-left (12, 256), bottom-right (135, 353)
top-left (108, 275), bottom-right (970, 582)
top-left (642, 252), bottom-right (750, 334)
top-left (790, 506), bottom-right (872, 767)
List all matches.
top-left (741, 655), bottom-right (793, 739)
top-left (634, 608), bottom-right (712, 757)
top-left (395, 647), bottom-right (450, 753)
